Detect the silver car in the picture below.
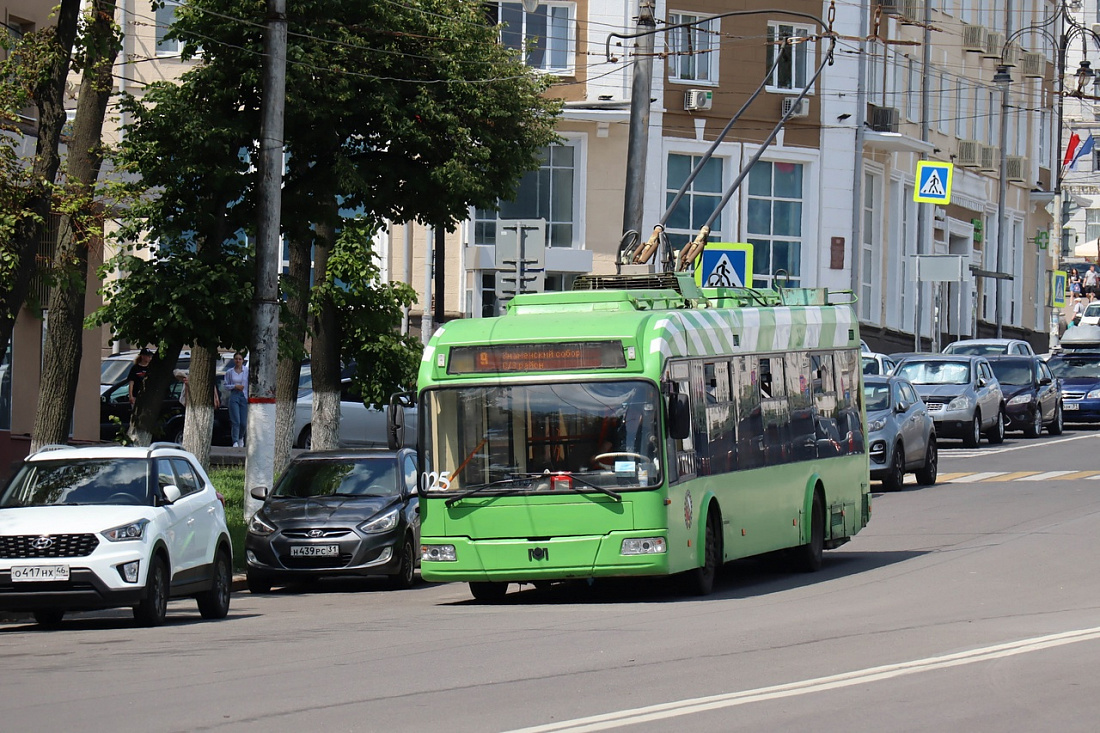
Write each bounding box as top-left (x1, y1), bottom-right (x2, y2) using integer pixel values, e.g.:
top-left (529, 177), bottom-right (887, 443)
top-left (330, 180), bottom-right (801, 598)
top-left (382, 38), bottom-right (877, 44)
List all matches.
top-left (864, 375), bottom-right (937, 490)
top-left (894, 355), bottom-right (1005, 447)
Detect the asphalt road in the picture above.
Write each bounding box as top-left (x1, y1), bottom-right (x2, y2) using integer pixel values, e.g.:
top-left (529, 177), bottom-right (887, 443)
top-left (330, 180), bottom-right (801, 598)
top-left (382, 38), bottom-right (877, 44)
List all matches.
top-left (3, 428), bottom-right (1100, 732)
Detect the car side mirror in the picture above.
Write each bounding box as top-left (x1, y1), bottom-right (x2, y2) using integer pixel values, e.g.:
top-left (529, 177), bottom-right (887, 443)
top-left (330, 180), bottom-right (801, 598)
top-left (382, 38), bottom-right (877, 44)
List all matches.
top-left (162, 485), bottom-right (182, 504)
top-left (1039, 376), bottom-right (1052, 385)
top-left (249, 486), bottom-right (268, 501)
top-left (977, 377), bottom-right (986, 387)
top-left (667, 393), bottom-right (691, 440)
top-left (895, 402), bottom-right (907, 413)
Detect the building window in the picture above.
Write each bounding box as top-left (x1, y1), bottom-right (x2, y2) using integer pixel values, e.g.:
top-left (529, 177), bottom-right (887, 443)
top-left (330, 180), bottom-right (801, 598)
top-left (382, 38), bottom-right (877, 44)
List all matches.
top-left (765, 22), bottom-right (812, 92)
top-left (956, 80), bottom-right (967, 139)
top-left (473, 142), bottom-right (576, 248)
top-left (156, 1), bottom-right (182, 56)
top-left (1086, 210), bottom-right (1100, 244)
top-left (667, 12), bottom-right (718, 83)
top-left (860, 171), bottom-right (882, 323)
top-left (665, 153), bottom-right (725, 256)
top-left (486, 2), bottom-right (575, 74)
top-left (747, 161), bottom-right (803, 288)
top-left (481, 272), bottom-right (498, 318)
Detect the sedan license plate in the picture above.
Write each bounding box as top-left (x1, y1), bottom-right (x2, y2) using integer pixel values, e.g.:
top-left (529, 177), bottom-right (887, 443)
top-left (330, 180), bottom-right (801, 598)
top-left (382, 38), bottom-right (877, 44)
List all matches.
top-left (289, 545), bottom-right (339, 557)
top-left (1064, 403), bottom-right (1079, 411)
top-left (11, 565), bottom-right (70, 582)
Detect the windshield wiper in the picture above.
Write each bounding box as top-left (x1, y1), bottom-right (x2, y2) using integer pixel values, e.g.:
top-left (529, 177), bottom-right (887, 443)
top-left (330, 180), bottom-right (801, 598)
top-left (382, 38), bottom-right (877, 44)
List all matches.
top-left (445, 472), bottom-right (622, 506)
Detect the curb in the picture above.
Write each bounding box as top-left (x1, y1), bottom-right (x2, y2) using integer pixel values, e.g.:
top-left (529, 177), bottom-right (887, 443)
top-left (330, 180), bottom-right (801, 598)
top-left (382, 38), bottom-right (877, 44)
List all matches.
top-left (231, 573), bottom-right (248, 593)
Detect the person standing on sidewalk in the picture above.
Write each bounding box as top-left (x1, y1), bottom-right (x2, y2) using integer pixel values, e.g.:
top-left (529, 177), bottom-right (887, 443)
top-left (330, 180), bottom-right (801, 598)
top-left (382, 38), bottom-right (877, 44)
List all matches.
top-left (224, 352), bottom-right (248, 447)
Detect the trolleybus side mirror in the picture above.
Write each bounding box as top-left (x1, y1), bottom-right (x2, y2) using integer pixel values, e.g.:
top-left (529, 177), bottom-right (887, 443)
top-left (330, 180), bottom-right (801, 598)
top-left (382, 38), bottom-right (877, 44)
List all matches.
top-left (668, 393), bottom-right (691, 440)
top-left (387, 391), bottom-right (414, 450)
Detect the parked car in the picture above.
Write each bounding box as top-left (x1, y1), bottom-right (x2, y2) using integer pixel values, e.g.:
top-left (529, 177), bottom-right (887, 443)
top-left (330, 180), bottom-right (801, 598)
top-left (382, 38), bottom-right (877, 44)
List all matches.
top-left (101, 377), bottom-right (234, 445)
top-left (1080, 302), bottom-right (1100, 327)
top-left (0, 443), bottom-right (232, 627)
top-left (942, 338), bottom-right (1035, 356)
top-left (862, 352), bottom-right (897, 376)
top-left (894, 355), bottom-right (1005, 447)
top-left (864, 375), bottom-right (937, 490)
top-left (245, 449), bottom-right (420, 592)
top-left (293, 375), bottom-right (417, 449)
top-left (101, 350), bottom-right (235, 396)
top-left (987, 355), bottom-right (1064, 438)
top-left (1047, 328), bottom-right (1100, 423)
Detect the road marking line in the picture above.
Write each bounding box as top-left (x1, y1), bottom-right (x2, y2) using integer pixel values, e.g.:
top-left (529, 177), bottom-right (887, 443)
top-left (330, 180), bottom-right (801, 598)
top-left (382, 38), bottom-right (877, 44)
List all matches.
top-left (1017, 470), bottom-right (1077, 481)
top-left (950, 472), bottom-right (1006, 483)
top-left (1058, 471), bottom-right (1100, 480)
top-left (936, 472), bottom-right (969, 482)
top-left (504, 627), bottom-right (1100, 733)
top-left (984, 471), bottom-right (1040, 481)
top-left (942, 431), bottom-right (1100, 458)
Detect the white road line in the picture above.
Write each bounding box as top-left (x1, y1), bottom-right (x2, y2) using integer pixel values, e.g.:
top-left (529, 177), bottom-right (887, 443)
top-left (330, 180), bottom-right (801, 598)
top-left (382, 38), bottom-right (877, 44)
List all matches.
top-left (942, 431), bottom-right (1100, 459)
top-left (1016, 470), bottom-right (1077, 481)
top-left (949, 472), bottom-right (1006, 482)
top-left (504, 627), bottom-right (1100, 733)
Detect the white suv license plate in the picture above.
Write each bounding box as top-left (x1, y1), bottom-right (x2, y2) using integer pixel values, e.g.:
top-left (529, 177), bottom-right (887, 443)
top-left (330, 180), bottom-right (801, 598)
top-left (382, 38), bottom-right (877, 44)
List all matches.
top-left (290, 545), bottom-right (339, 557)
top-left (11, 565), bottom-right (70, 582)
top-left (1064, 403), bottom-right (1079, 410)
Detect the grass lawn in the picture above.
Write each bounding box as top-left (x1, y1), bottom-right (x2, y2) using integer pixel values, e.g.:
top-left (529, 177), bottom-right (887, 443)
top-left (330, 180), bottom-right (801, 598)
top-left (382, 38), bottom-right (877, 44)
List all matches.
top-left (209, 467), bottom-right (247, 572)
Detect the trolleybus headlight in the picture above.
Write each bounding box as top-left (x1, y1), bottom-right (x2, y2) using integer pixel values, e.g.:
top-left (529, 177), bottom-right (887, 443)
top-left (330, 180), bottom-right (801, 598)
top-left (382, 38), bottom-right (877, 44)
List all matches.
top-left (621, 537), bottom-right (666, 555)
top-left (421, 544), bottom-right (457, 562)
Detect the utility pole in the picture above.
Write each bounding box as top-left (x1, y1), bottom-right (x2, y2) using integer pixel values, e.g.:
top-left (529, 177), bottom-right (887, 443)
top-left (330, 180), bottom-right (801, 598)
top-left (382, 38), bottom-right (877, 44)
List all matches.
top-left (914, 0), bottom-right (932, 351)
top-left (994, 0), bottom-right (1014, 339)
top-left (244, 0), bottom-right (287, 522)
top-left (621, 0), bottom-right (656, 243)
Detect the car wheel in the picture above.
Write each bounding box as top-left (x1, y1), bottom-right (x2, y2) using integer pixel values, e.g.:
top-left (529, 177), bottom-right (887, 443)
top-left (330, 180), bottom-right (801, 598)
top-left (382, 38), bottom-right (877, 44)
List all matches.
top-left (791, 490), bottom-right (825, 572)
top-left (985, 408), bottom-right (1006, 444)
top-left (915, 439), bottom-right (938, 486)
top-left (882, 445), bottom-right (905, 491)
top-left (387, 536), bottom-right (417, 590)
top-left (196, 549), bottom-right (231, 620)
top-left (33, 609), bottom-right (65, 628)
top-left (296, 425), bottom-right (312, 450)
top-left (963, 415), bottom-right (981, 448)
top-left (1048, 404), bottom-right (1064, 435)
top-left (134, 556), bottom-right (169, 627)
top-left (683, 507), bottom-right (721, 595)
top-left (246, 572), bottom-right (272, 594)
top-left (1024, 407), bottom-right (1042, 439)
top-left (469, 581), bottom-right (508, 602)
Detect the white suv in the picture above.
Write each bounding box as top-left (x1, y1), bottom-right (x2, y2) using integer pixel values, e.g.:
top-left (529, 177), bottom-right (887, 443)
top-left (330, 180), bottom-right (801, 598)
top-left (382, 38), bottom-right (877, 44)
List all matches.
top-left (0, 443), bottom-right (232, 627)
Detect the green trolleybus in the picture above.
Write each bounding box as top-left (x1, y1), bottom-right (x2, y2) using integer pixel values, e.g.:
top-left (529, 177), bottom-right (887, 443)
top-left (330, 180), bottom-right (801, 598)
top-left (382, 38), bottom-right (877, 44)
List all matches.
top-left (413, 273), bottom-right (870, 600)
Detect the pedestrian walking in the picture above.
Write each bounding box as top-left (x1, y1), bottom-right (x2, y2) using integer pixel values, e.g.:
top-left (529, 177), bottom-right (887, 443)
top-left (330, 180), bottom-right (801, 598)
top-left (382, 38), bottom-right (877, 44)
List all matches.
top-left (1084, 265), bottom-right (1099, 297)
top-left (224, 352), bottom-right (248, 447)
top-left (127, 348), bottom-right (154, 405)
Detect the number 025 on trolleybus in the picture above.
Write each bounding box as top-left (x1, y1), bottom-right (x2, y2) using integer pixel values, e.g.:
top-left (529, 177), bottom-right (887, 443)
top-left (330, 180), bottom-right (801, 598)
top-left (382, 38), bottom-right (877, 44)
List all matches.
top-left (403, 273), bottom-right (870, 601)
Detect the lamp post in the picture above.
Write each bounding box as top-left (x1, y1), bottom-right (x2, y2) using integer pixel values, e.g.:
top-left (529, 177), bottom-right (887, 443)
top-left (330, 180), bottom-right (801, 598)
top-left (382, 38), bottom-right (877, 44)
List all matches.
top-left (994, 63), bottom-right (1012, 339)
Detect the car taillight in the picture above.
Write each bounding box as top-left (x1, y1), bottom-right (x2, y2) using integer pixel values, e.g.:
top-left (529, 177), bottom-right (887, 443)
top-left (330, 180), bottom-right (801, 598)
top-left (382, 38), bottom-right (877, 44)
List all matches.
top-left (216, 491), bottom-right (226, 508)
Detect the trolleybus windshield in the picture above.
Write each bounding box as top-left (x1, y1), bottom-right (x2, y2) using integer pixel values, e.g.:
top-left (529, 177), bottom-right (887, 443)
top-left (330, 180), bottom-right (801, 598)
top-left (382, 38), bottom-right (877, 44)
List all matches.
top-left (421, 380), bottom-right (662, 495)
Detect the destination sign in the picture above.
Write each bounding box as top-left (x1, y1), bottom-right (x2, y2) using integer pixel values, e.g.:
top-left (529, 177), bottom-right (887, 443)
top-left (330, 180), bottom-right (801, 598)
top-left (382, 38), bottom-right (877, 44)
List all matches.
top-left (448, 341), bottom-right (626, 374)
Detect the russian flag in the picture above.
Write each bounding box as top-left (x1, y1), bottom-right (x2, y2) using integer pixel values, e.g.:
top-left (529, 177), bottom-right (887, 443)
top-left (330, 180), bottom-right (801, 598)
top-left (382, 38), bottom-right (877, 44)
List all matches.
top-left (1071, 133), bottom-right (1095, 170)
top-left (1063, 132), bottom-right (1081, 167)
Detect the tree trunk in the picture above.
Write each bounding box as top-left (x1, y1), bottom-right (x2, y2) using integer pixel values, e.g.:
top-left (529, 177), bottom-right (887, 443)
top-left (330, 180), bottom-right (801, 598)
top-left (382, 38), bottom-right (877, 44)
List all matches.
top-left (0, 0), bottom-right (80, 362)
top-left (310, 215), bottom-right (341, 451)
top-left (31, 0), bottom-right (120, 451)
top-left (275, 234), bottom-right (311, 472)
top-left (183, 345), bottom-right (217, 468)
top-left (129, 343), bottom-right (183, 446)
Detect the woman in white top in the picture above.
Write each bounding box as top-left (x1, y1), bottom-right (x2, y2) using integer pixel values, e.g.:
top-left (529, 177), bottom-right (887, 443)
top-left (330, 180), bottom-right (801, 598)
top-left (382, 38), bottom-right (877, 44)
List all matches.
top-left (224, 352), bottom-right (248, 447)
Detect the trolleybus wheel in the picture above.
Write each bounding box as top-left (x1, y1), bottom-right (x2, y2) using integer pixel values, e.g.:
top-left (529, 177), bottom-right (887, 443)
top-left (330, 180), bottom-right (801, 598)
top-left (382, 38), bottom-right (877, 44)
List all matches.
top-left (683, 507), bottom-right (720, 596)
top-left (469, 581), bottom-right (508, 602)
top-left (792, 490), bottom-right (824, 572)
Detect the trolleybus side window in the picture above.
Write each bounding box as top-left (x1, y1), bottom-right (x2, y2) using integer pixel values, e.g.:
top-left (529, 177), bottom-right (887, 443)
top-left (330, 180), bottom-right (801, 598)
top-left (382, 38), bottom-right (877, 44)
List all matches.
top-left (759, 357), bottom-right (792, 467)
top-left (703, 361), bottom-right (737, 474)
top-left (787, 351), bottom-right (816, 462)
top-left (735, 355), bottom-right (764, 470)
top-left (666, 365), bottom-right (696, 484)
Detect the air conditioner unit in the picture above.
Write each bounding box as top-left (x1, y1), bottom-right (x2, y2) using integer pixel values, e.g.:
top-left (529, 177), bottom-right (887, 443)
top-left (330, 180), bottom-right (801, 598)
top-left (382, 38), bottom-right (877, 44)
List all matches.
top-left (1022, 51), bottom-right (1045, 78)
top-left (878, 0), bottom-right (902, 14)
top-left (782, 96), bottom-right (810, 118)
top-left (684, 89), bottom-right (713, 111)
top-left (957, 139), bottom-right (981, 167)
top-left (1002, 41), bottom-right (1021, 67)
top-left (869, 104), bottom-right (899, 133)
top-left (983, 31), bottom-right (1005, 59)
top-left (898, 0), bottom-right (922, 20)
top-left (1005, 156), bottom-right (1028, 183)
top-left (962, 24), bottom-right (987, 53)
top-left (980, 144), bottom-right (998, 171)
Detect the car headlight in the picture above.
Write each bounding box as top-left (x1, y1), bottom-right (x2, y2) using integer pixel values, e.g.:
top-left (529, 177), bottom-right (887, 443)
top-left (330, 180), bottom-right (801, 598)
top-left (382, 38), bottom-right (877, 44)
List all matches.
top-left (248, 512), bottom-right (277, 536)
top-left (869, 417), bottom-right (887, 431)
top-left (947, 395), bottom-right (972, 410)
top-left (358, 509), bottom-right (400, 534)
top-left (102, 519), bottom-right (149, 542)
top-left (1088, 388), bottom-right (1100, 399)
top-left (1008, 394), bottom-right (1032, 406)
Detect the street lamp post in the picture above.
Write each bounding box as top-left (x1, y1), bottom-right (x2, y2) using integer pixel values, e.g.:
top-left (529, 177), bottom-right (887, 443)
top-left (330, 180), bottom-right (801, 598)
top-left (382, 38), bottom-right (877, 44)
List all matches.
top-left (994, 62), bottom-right (1012, 339)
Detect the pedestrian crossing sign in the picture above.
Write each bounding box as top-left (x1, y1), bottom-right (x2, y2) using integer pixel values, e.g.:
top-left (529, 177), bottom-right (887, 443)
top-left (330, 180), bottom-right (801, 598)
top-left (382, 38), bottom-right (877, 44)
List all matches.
top-left (693, 243), bottom-right (754, 289)
top-left (913, 161), bottom-right (954, 204)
